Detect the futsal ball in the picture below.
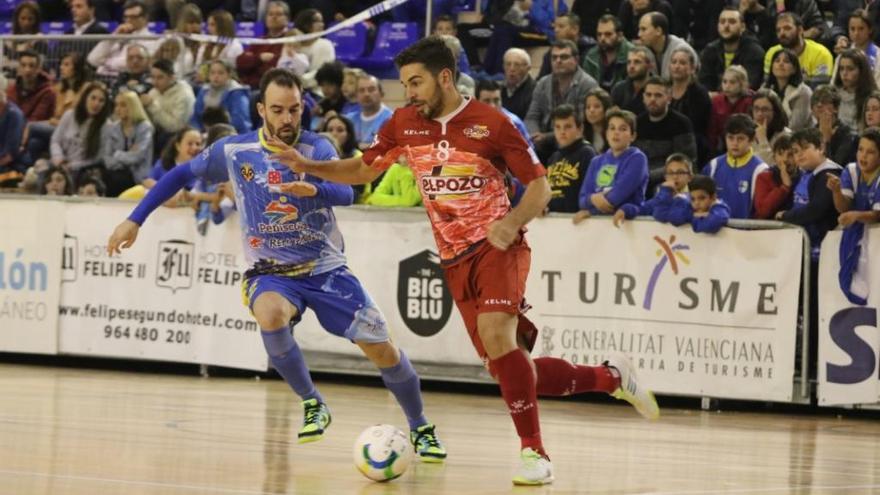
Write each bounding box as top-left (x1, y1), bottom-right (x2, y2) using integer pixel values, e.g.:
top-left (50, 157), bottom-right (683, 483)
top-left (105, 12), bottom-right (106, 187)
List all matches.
top-left (353, 424), bottom-right (412, 482)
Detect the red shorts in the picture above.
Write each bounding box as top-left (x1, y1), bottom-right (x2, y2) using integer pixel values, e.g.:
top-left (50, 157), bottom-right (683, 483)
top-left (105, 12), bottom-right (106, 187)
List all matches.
top-left (443, 238), bottom-right (538, 366)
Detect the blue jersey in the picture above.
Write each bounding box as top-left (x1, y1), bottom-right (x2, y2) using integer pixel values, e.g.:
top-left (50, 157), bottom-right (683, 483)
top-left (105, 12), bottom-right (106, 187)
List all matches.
top-left (703, 151), bottom-right (768, 219)
top-left (346, 105), bottom-right (393, 149)
top-left (841, 162), bottom-right (880, 212)
top-left (190, 128), bottom-right (353, 276)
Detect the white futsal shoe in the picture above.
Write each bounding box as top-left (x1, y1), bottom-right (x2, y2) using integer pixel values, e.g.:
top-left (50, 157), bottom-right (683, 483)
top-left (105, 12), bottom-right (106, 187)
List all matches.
top-left (512, 448), bottom-right (554, 486)
top-left (605, 353), bottom-right (661, 420)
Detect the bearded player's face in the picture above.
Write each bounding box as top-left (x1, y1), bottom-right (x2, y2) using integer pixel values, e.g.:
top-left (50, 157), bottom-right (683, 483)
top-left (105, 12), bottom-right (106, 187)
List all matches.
top-left (258, 82), bottom-right (302, 145)
top-left (400, 63), bottom-right (446, 120)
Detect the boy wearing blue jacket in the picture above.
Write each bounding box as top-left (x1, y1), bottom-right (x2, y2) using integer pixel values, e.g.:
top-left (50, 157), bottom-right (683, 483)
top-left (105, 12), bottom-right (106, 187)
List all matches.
top-left (685, 175), bottom-right (731, 233)
top-left (613, 153), bottom-right (692, 226)
top-left (702, 114), bottom-right (769, 219)
top-left (573, 109), bottom-right (648, 224)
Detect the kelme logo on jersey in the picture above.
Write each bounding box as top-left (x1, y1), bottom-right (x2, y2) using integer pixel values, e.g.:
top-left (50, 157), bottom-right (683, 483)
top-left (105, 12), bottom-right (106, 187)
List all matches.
top-left (421, 164), bottom-right (487, 200)
top-left (463, 124), bottom-right (490, 140)
top-left (397, 250), bottom-right (452, 337)
top-left (240, 163), bottom-right (255, 182)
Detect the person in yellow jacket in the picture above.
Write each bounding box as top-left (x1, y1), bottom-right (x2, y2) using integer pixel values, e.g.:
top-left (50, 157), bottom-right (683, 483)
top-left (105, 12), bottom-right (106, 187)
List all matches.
top-left (364, 162), bottom-right (422, 207)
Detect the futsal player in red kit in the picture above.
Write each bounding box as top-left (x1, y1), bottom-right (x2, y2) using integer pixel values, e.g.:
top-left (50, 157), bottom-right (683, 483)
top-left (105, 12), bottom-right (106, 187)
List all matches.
top-left (271, 36), bottom-right (659, 485)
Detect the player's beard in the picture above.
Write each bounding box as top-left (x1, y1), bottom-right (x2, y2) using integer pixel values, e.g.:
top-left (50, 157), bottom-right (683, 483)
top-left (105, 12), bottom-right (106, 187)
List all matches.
top-left (411, 83), bottom-right (444, 119)
top-left (266, 120), bottom-right (299, 145)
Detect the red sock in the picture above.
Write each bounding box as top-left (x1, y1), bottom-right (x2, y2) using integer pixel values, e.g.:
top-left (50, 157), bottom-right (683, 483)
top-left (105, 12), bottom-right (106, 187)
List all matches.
top-left (490, 349), bottom-right (545, 457)
top-left (533, 357), bottom-right (620, 396)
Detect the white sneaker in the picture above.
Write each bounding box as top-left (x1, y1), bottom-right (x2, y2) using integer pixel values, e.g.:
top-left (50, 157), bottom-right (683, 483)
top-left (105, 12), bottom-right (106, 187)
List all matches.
top-left (512, 448), bottom-right (554, 486)
top-left (606, 353), bottom-right (660, 420)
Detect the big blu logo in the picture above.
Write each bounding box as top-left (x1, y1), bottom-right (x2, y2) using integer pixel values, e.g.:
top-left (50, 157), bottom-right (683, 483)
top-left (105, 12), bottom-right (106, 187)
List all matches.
top-left (826, 307), bottom-right (880, 384)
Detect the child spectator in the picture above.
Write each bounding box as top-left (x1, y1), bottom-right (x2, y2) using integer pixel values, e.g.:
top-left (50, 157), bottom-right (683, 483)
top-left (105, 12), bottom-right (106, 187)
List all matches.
top-left (545, 104), bottom-right (596, 213)
top-left (119, 127), bottom-right (202, 200)
top-left (573, 109), bottom-right (648, 223)
top-left (102, 90), bottom-right (154, 195)
top-left (363, 163), bottom-right (422, 207)
top-left (702, 114), bottom-right (769, 219)
top-left (685, 175), bottom-right (731, 233)
top-left (811, 85), bottom-right (858, 168)
top-left (861, 91), bottom-right (880, 129)
top-left (40, 165), bottom-right (74, 196)
top-left (189, 123), bottom-right (237, 231)
top-left (754, 133), bottom-right (800, 219)
top-left (708, 65), bottom-right (753, 155)
top-left (832, 49), bottom-right (876, 130)
top-left (192, 59), bottom-right (252, 134)
top-left (779, 128), bottom-right (842, 261)
top-left (613, 153), bottom-right (692, 225)
top-left (827, 127), bottom-right (880, 304)
top-left (76, 175), bottom-right (106, 197)
top-left (583, 88), bottom-right (612, 152)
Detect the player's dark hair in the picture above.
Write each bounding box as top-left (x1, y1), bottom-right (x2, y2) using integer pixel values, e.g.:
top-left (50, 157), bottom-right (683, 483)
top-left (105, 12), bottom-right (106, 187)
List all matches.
top-left (394, 36), bottom-right (457, 78)
top-left (688, 175), bottom-right (717, 196)
top-left (259, 67), bottom-right (302, 104)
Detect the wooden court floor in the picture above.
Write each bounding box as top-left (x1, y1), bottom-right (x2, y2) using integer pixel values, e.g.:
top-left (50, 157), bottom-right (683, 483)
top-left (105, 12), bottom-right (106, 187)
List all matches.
top-left (0, 364), bottom-right (878, 495)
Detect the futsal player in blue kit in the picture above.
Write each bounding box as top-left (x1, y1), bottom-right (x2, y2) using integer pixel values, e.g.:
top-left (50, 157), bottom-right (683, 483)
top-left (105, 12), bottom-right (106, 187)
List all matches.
top-left (107, 68), bottom-right (447, 461)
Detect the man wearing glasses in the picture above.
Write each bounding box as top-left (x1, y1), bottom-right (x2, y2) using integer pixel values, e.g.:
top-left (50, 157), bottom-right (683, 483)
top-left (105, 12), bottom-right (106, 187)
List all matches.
top-left (88, 0), bottom-right (158, 77)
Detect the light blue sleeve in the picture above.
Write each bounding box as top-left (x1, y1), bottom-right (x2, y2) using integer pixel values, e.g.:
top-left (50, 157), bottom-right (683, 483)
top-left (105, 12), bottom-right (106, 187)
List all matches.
top-left (189, 138), bottom-right (231, 184)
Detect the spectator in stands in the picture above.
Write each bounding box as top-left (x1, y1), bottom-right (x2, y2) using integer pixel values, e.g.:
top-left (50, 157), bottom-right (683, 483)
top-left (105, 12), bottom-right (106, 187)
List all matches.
top-left (433, 15), bottom-right (473, 77)
top-left (862, 91), bottom-right (880, 129)
top-left (40, 165), bottom-right (74, 196)
top-left (828, 127), bottom-right (880, 226)
top-left (583, 14), bottom-right (634, 92)
top-left (752, 89), bottom-right (791, 165)
top-left (683, 175), bottom-right (731, 233)
top-left (113, 44), bottom-right (153, 97)
top-left (780, 127), bottom-right (841, 260)
top-left (833, 50), bottom-right (877, 130)
top-left (76, 175), bottom-right (106, 196)
top-left (572, 108), bottom-right (648, 222)
top-left (7, 50), bottom-right (56, 124)
top-left (526, 40), bottom-right (599, 159)
top-left (193, 10), bottom-right (244, 84)
top-left (475, 79), bottom-right (532, 147)
top-left (763, 13), bottom-right (833, 88)
top-left (613, 153), bottom-right (693, 225)
top-left (66, 0), bottom-right (108, 35)
top-left (192, 59), bottom-right (252, 134)
top-left (763, 48), bottom-right (813, 130)
top-left (754, 132), bottom-right (798, 218)
top-left (321, 115), bottom-right (360, 159)
top-left (538, 14), bottom-right (593, 79)
top-left (50, 53), bottom-right (88, 128)
top-left (102, 90), bottom-right (154, 194)
top-left (501, 48), bottom-right (535, 120)
top-left (142, 126), bottom-right (202, 191)
top-left (669, 47), bottom-right (712, 165)
top-left (49, 82), bottom-right (111, 177)
top-left (345, 75), bottom-right (392, 150)
top-left (481, 0), bottom-right (552, 76)
top-left (812, 85), bottom-right (858, 168)
top-left (583, 87), bottom-right (612, 152)
top-left (236, 1), bottom-right (292, 90)
top-left (708, 65), bottom-right (754, 154)
top-left (0, 75), bottom-right (27, 174)
top-left (440, 35), bottom-right (476, 96)
top-left (638, 12), bottom-right (697, 80)
top-left (4, 1), bottom-right (46, 66)
top-left (142, 59), bottom-right (196, 153)
top-left (340, 68), bottom-right (364, 114)
top-left (311, 62), bottom-right (351, 130)
top-left (832, 10), bottom-right (880, 75)
top-left (167, 3), bottom-right (204, 81)
top-left (741, 0), bottom-right (827, 49)
top-left (570, 0), bottom-right (621, 39)
top-left (88, 0), bottom-right (158, 77)
top-left (610, 45), bottom-right (656, 116)
top-left (635, 76), bottom-right (697, 194)
top-left (699, 7), bottom-right (765, 92)
top-left (702, 114), bottom-right (769, 219)
top-left (618, 0), bottom-right (674, 41)
top-left (544, 104), bottom-right (595, 213)
top-left (292, 8), bottom-right (336, 90)
top-left (363, 163), bottom-right (422, 207)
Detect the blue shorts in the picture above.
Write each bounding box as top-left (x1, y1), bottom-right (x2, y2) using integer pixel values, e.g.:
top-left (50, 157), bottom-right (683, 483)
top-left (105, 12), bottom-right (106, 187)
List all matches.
top-left (242, 266), bottom-right (389, 343)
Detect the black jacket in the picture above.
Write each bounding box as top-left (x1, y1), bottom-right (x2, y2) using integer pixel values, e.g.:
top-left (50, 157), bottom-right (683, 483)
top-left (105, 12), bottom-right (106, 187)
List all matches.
top-left (545, 139), bottom-right (597, 213)
top-left (698, 34), bottom-right (766, 91)
top-left (502, 75), bottom-right (536, 120)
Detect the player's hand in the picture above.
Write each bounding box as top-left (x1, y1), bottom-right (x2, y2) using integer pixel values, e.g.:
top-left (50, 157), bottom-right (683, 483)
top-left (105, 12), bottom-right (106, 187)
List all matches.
top-left (826, 174), bottom-right (841, 193)
top-left (572, 209), bottom-right (590, 225)
top-left (612, 209), bottom-right (626, 227)
top-left (107, 220), bottom-right (140, 256)
top-left (269, 140), bottom-right (313, 173)
top-left (838, 211), bottom-right (860, 227)
top-left (279, 181), bottom-right (317, 197)
top-left (486, 218), bottom-right (519, 251)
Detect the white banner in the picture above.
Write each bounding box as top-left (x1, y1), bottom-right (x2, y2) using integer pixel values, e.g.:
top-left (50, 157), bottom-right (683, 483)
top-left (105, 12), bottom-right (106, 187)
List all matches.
top-left (58, 202), bottom-right (267, 371)
top-left (526, 218), bottom-right (802, 402)
top-left (818, 227), bottom-right (880, 406)
top-left (0, 200), bottom-right (63, 354)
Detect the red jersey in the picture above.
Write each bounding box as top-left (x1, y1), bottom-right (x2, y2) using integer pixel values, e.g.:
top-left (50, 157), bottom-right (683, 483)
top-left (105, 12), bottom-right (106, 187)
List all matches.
top-left (362, 97), bottom-right (545, 263)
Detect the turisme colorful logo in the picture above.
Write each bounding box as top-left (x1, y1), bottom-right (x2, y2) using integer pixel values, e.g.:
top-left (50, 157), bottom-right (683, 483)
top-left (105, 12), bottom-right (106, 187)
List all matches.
top-left (263, 197), bottom-right (299, 224)
top-left (643, 235), bottom-right (690, 310)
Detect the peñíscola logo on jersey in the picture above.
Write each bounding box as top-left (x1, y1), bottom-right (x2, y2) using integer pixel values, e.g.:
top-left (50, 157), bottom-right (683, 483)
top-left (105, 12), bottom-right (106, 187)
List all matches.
top-left (397, 250), bottom-right (452, 337)
top-left (156, 240), bottom-right (194, 293)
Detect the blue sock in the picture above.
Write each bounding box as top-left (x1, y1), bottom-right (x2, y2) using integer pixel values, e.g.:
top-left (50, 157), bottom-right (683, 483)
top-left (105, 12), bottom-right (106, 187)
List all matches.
top-left (380, 351), bottom-right (427, 430)
top-left (261, 327), bottom-right (323, 403)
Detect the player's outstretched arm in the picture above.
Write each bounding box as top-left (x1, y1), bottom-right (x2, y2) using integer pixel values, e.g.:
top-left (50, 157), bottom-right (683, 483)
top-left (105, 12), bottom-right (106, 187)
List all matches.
top-left (487, 176), bottom-right (552, 250)
top-left (106, 163), bottom-right (197, 256)
top-left (269, 137), bottom-right (383, 185)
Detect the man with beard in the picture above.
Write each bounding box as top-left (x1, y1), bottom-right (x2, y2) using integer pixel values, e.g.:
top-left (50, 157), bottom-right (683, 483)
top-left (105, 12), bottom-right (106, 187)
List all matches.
top-left (269, 36), bottom-right (659, 486)
top-left (699, 7), bottom-right (766, 91)
top-left (106, 68), bottom-right (449, 463)
top-left (610, 45), bottom-right (656, 116)
top-left (583, 14), bottom-right (635, 91)
top-left (764, 12), bottom-right (833, 87)
top-left (633, 76), bottom-right (697, 195)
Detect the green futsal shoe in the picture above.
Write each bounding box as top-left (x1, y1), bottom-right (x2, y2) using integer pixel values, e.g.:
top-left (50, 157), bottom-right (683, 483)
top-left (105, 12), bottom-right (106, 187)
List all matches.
top-left (298, 398), bottom-right (331, 443)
